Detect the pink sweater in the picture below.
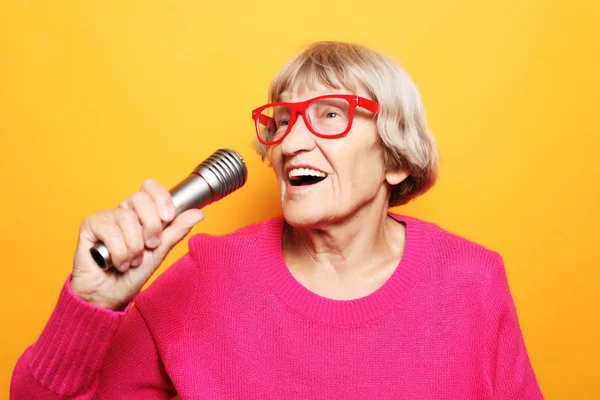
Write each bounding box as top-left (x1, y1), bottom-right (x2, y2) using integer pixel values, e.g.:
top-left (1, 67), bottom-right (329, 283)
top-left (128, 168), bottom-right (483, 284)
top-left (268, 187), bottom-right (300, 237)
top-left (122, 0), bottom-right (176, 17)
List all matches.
top-left (11, 213), bottom-right (544, 399)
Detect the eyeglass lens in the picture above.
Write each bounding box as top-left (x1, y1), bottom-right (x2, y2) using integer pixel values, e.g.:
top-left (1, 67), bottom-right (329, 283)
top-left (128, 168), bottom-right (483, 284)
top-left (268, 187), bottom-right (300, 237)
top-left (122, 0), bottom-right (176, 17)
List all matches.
top-left (257, 98), bottom-right (351, 143)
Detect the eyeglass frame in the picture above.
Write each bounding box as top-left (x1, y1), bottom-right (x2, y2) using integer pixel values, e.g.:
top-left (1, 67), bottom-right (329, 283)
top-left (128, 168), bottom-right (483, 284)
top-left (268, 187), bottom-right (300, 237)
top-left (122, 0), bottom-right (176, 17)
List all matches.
top-left (251, 94), bottom-right (379, 145)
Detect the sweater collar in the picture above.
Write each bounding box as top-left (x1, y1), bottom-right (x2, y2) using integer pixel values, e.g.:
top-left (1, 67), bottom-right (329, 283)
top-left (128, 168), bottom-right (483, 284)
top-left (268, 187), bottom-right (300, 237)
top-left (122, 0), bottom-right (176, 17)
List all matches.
top-left (256, 212), bottom-right (432, 327)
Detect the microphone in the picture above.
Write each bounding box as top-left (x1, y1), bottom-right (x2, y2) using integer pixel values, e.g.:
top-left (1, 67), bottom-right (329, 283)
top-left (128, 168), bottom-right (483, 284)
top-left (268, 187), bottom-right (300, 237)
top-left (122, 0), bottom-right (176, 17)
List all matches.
top-left (90, 148), bottom-right (248, 270)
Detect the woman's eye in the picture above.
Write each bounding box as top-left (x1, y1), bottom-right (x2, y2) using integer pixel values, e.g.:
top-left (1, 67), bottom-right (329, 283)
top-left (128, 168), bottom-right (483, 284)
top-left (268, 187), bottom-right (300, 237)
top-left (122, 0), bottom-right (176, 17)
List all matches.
top-left (277, 119), bottom-right (289, 127)
top-left (325, 112), bottom-right (338, 119)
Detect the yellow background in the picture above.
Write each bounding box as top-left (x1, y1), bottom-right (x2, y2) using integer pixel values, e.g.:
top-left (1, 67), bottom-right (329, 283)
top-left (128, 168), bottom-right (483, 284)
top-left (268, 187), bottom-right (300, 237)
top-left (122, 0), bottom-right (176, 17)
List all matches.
top-left (1, 1), bottom-right (598, 398)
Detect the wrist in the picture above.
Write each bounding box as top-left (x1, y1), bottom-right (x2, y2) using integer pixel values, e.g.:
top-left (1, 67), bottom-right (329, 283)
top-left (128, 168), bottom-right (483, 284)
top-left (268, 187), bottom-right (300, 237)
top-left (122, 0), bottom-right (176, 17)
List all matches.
top-left (69, 280), bottom-right (128, 312)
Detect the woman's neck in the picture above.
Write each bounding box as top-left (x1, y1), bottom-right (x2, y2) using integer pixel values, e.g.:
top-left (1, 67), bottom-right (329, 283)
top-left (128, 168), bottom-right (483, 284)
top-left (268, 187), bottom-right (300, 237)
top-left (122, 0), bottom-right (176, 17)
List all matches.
top-left (282, 206), bottom-right (406, 283)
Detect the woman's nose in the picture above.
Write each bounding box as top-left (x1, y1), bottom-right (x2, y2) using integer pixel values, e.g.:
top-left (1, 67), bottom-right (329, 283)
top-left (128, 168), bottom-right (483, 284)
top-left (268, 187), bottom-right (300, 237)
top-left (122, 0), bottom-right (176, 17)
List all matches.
top-left (280, 114), bottom-right (317, 156)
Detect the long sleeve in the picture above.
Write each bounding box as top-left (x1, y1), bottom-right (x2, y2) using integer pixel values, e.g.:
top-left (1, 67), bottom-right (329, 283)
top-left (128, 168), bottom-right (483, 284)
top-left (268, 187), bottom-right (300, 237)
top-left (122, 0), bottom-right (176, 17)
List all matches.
top-left (10, 275), bottom-right (176, 399)
top-left (484, 253), bottom-right (544, 399)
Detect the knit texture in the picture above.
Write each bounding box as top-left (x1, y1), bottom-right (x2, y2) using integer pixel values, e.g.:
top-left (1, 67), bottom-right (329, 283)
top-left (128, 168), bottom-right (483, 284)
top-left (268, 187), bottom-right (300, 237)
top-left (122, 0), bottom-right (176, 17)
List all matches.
top-left (11, 213), bottom-right (544, 399)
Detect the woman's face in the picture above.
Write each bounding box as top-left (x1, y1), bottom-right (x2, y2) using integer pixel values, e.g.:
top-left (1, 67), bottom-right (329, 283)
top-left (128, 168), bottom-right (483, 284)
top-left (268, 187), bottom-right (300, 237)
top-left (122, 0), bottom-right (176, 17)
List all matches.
top-left (268, 82), bottom-right (405, 228)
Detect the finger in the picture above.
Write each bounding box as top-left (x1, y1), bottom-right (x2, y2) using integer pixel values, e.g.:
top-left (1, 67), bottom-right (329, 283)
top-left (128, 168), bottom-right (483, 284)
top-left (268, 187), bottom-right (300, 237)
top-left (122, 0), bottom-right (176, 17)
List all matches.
top-left (118, 199), bottom-right (131, 210)
top-left (87, 214), bottom-right (131, 272)
top-left (115, 202), bottom-right (144, 267)
top-left (129, 191), bottom-right (163, 249)
top-left (153, 209), bottom-right (205, 261)
top-left (114, 208), bottom-right (145, 267)
top-left (141, 178), bottom-right (174, 223)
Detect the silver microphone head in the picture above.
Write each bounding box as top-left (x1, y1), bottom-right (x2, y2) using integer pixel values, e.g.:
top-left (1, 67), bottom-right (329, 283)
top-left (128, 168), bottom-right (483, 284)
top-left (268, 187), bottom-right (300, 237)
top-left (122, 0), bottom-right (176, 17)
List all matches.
top-left (167, 148), bottom-right (248, 215)
top-left (194, 149), bottom-right (248, 201)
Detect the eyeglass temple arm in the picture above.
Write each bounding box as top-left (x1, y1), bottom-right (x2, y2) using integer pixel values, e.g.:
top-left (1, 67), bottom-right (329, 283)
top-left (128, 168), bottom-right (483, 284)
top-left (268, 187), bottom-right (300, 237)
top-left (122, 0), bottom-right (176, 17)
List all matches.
top-left (257, 113), bottom-right (275, 129)
top-left (357, 97), bottom-right (379, 114)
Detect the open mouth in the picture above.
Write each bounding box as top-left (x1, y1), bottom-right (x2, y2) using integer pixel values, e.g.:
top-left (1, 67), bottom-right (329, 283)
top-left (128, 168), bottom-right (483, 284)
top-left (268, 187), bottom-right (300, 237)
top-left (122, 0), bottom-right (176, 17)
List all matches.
top-left (290, 175), bottom-right (327, 186)
top-left (288, 168), bottom-right (328, 187)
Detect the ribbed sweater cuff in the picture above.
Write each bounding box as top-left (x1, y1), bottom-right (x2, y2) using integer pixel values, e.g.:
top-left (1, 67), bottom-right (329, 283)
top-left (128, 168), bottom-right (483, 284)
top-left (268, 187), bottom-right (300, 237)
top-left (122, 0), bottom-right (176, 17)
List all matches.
top-left (28, 274), bottom-right (132, 395)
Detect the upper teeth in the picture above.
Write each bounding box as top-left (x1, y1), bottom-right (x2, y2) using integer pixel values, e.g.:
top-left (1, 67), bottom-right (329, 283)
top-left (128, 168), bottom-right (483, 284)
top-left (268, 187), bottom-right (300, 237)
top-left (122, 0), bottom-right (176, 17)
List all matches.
top-left (289, 168), bottom-right (327, 178)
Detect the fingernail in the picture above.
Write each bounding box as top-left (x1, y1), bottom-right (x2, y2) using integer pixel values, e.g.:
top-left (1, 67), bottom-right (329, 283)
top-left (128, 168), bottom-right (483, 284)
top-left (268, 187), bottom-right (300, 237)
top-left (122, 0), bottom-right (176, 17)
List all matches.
top-left (132, 255), bottom-right (143, 266)
top-left (160, 205), bottom-right (173, 221)
top-left (120, 261), bottom-right (130, 270)
top-left (147, 236), bottom-right (161, 248)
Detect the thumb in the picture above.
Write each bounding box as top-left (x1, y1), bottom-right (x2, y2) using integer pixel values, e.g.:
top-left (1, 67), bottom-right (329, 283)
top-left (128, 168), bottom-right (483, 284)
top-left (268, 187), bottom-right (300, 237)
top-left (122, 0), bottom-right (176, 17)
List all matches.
top-left (155, 209), bottom-right (205, 258)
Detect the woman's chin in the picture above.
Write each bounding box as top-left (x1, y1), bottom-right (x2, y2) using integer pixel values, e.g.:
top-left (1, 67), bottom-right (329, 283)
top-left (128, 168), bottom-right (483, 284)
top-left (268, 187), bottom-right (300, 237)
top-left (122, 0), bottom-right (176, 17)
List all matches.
top-left (282, 204), bottom-right (346, 229)
top-left (282, 207), bottom-right (325, 228)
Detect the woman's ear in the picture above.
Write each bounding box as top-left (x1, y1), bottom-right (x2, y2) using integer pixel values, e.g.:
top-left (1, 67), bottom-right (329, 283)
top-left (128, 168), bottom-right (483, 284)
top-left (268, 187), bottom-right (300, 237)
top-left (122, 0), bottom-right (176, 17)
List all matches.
top-left (385, 169), bottom-right (409, 186)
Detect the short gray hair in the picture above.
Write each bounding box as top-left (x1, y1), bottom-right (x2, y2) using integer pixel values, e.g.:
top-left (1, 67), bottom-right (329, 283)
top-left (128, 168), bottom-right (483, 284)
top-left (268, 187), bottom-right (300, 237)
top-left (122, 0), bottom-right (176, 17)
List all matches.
top-left (254, 41), bottom-right (440, 207)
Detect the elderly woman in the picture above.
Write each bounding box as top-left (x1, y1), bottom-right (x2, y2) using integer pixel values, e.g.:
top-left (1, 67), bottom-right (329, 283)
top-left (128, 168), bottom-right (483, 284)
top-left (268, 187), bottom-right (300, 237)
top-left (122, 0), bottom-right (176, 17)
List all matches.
top-left (11, 41), bottom-right (543, 399)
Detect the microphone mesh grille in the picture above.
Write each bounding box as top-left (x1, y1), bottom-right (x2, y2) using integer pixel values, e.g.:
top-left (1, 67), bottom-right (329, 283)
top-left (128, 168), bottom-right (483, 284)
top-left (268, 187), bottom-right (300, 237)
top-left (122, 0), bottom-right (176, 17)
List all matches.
top-left (199, 149), bottom-right (248, 199)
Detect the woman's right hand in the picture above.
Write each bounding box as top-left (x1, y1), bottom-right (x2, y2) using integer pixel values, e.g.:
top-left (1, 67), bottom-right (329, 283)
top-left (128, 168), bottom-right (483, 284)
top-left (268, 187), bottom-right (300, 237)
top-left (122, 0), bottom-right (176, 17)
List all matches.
top-left (70, 179), bottom-right (205, 311)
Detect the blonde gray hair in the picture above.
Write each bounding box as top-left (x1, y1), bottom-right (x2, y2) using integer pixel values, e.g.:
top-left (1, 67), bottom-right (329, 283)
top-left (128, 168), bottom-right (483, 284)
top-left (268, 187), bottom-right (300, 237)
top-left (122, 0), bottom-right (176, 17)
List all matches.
top-left (254, 41), bottom-right (440, 207)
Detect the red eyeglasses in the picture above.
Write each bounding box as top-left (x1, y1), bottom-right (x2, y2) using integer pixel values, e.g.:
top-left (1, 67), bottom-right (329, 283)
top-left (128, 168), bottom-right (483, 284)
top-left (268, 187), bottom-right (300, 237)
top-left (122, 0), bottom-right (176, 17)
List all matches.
top-left (251, 94), bottom-right (379, 145)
